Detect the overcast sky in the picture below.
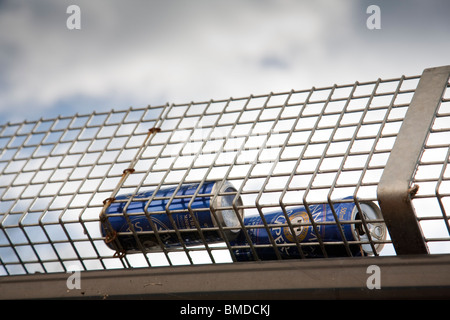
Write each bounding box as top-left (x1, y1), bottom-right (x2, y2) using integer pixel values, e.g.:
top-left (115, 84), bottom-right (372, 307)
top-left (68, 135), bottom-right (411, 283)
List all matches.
top-left (0, 0), bottom-right (449, 124)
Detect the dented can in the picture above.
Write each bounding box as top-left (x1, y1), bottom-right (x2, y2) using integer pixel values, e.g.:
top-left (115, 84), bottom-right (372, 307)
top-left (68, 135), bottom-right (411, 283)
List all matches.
top-left (101, 180), bottom-right (243, 253)
top-left (231, 197), bottom-right (386, 260)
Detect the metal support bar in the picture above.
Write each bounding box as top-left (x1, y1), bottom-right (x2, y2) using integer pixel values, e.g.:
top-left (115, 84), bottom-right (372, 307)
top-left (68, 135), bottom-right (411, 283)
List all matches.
top-left (1, 254), bottom-right (450, 299)
top-left (377, 65), bottom-right (450, 255)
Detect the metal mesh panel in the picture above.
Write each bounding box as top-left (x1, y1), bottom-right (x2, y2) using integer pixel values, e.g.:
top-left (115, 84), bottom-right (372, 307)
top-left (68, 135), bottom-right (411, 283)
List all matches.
top-left (1, 72), bottom-right (449, 276)
top-left (412, 79), bottom-right (450, 253)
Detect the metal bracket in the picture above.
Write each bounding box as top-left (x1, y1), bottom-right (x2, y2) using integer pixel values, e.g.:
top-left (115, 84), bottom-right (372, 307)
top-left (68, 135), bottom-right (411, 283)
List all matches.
top-left (377, 65), bottom-right (450, 255)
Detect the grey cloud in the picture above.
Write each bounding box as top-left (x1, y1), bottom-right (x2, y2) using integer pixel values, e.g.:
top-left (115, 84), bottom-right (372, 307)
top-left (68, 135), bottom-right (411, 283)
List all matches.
top-left (0, 0), bottom-right (449, 124)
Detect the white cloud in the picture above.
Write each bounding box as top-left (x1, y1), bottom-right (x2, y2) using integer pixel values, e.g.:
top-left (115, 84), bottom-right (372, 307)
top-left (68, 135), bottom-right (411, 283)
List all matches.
top-left (0, 1), bottom-right (356, 121)
top-left (0, 0), bottom-right (449, 123)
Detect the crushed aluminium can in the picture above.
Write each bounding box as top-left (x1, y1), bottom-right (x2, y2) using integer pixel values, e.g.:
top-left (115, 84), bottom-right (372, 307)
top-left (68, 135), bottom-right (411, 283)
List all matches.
top-left (230, 197), bottom-right (386, 260)
top-left (100, 180), bottom-right (244, 253)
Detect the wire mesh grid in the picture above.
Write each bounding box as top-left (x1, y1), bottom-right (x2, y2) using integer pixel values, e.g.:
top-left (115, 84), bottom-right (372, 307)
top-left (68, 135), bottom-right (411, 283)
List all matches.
top-left (412, 78), bottom-right (450, 253)
top-left (1, 72), bottom-right (449, 276)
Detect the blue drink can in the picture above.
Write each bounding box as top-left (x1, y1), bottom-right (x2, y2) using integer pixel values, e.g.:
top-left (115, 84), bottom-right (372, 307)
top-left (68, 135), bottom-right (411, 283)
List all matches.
top-left (100, 180), bottom-right (244, 253)
top-left (231, 198), bottom-right (386, 260)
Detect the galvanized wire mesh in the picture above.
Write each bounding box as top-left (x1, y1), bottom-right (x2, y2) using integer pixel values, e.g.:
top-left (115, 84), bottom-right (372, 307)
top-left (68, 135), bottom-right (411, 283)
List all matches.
top-left (412, 79), bottom-right (450, 253)
top-left (1, 73), bottom-right (449, 276)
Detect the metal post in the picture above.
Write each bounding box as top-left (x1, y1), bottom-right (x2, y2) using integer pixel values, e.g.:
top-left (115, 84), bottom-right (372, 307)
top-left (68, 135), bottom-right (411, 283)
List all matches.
top-left (377, 65), bottom-right (450, 255)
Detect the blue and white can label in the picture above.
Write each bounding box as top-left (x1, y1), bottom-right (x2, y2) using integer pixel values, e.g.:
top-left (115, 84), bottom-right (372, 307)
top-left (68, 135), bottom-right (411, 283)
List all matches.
top-left (100, 180), bottom-right (243, 253)
top-left (231, 198), bottom-right (386, 260)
